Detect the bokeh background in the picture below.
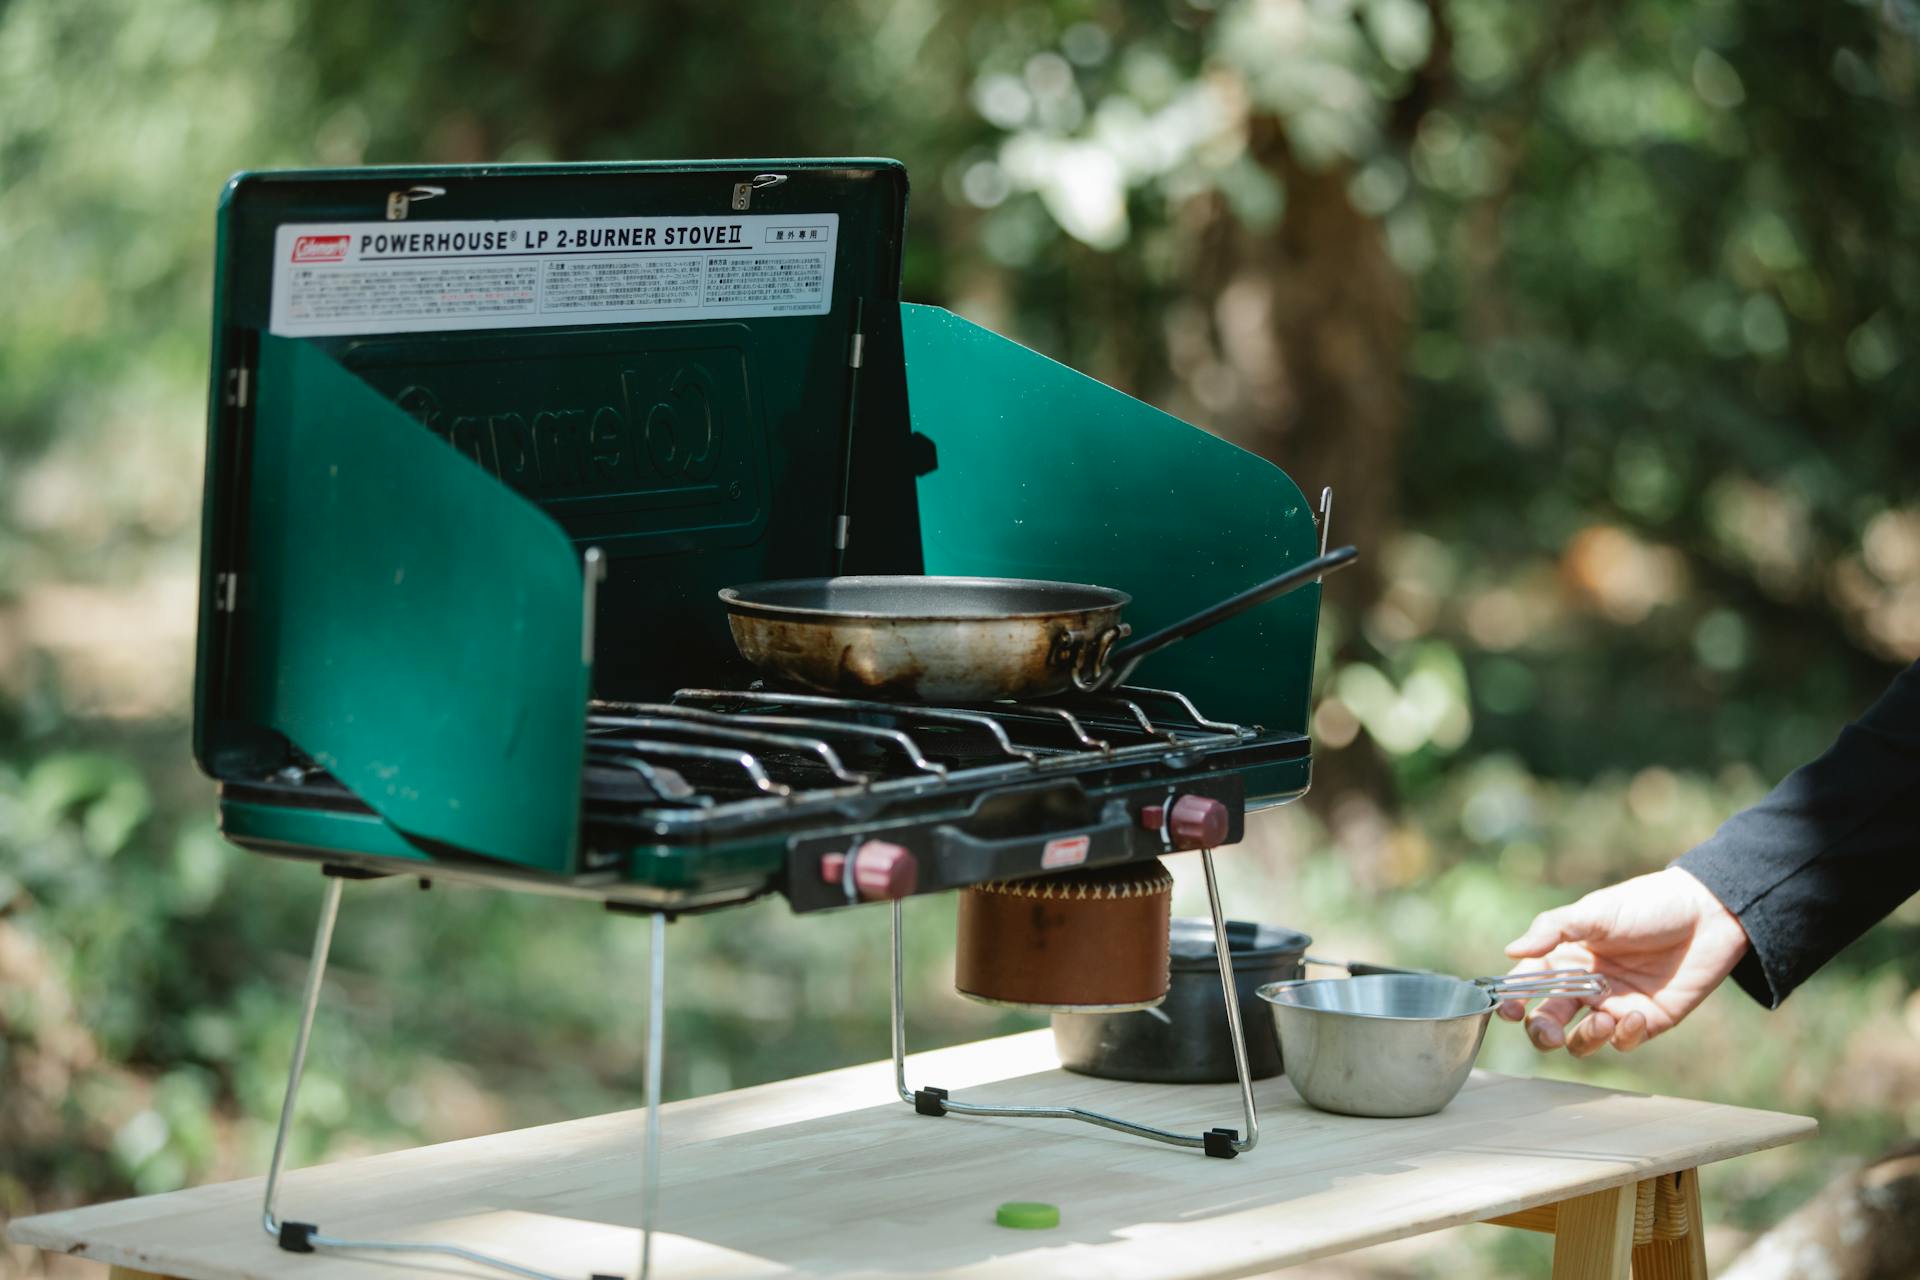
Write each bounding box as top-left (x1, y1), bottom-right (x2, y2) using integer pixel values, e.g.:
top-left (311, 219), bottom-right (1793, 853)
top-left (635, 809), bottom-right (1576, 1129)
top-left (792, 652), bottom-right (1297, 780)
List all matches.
top-left (4, 0), bottom-right (1918, 1275)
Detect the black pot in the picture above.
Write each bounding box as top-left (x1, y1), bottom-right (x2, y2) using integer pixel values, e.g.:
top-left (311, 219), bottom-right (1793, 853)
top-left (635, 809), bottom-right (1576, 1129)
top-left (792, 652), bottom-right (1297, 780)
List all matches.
top-left (1051, 918), bottom-right (1311, 1084)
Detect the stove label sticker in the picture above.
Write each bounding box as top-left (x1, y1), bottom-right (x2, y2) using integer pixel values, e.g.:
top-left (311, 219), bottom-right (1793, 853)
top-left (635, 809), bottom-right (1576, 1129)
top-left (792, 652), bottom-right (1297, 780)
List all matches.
top-left (1041, 835), bottom-right (1092, 870)
top-left (267, 214), bottom-right (840, 337)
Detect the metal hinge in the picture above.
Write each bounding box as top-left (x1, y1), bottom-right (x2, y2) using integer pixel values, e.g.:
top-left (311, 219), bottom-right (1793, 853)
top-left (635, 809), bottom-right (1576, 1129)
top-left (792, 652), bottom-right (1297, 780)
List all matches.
top-left (386, 185), bottom-right (446, 221)
top-left (225, 367), bottom-right (251, 409)
top-left (214, 572), bottom-right (240, 613)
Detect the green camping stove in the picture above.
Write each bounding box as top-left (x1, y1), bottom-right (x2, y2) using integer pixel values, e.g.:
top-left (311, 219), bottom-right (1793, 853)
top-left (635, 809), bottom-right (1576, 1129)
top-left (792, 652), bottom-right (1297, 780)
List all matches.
top-left (196, 160), bottom-right (1336, 1280)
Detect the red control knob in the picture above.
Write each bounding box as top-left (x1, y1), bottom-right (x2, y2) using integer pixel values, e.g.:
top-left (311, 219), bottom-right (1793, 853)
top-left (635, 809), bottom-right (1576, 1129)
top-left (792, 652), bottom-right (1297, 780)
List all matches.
top-left (1169, 795), bottom-right (1230, 849)
top-left (1140, 794), bottom-right (1231, 851)
top-left (821, 840), bottom-right (918, 901)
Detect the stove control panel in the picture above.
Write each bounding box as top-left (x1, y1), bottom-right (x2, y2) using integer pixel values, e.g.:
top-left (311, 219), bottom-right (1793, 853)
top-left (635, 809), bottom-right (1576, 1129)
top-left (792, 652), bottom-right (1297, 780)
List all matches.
top-left (783, 776), bottom-right (1245, 912)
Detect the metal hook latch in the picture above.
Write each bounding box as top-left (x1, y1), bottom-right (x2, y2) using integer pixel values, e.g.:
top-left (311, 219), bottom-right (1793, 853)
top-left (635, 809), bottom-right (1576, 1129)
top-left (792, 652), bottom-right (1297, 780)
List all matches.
top-left (731, 173), bottom-right (788, 211)
top-left (386, 185), bottom-right (447, 221)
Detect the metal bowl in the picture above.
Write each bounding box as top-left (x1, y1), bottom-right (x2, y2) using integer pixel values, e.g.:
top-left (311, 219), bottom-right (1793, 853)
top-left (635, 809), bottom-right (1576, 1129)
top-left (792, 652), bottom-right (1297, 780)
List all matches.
top-left (1254, 974), bottom-right (1504, 1118)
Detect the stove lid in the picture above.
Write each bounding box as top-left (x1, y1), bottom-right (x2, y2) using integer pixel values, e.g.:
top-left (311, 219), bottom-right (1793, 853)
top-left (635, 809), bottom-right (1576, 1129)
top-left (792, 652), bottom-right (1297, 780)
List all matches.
top-left (194, 160), bottom-right (921, 870)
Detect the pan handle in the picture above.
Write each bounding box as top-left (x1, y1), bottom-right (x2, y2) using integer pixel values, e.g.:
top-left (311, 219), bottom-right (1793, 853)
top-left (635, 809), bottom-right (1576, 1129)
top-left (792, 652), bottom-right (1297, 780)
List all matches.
top-left (1050, 622), bottom-right (1130, 685)
top-left (1082, 545), bottom-right (1359, 692)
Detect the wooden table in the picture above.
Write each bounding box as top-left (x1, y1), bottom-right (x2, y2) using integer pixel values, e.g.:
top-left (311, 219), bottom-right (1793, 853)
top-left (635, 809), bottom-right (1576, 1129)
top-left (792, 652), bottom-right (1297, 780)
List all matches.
top-left (9, 1030), bottom-right (1814, 1280)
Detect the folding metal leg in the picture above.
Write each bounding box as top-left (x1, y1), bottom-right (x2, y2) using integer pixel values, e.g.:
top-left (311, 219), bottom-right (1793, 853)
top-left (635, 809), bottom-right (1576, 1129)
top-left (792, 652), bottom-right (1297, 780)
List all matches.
top-left (259, 873), bottom-right (652, 1280)
top-left (260, 875), bottom-right (343, 1243)
top-left (1200, 847), bottom-right (1261, 1155)
top-left (892, 849), bottom-right (1260, 1158)
top-left (635, 911), bottom-right (666, 1280)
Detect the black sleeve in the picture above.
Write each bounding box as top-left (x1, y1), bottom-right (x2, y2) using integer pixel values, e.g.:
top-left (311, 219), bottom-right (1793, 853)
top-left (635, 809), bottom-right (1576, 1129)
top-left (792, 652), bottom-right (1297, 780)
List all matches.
top-left (1675, 660), bottom-right (1920, 1008)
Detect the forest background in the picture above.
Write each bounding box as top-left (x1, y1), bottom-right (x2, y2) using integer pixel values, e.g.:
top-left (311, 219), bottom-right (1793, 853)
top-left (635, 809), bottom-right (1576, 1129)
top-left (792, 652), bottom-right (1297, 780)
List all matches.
top-left (3, 1), bottom-right (1917, 1274)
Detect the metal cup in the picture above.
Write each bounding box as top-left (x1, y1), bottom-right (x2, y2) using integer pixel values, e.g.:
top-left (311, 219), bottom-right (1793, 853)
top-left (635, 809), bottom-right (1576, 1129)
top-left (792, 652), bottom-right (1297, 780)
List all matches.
top-left (1255, 970), bottom-right (1607, 1118)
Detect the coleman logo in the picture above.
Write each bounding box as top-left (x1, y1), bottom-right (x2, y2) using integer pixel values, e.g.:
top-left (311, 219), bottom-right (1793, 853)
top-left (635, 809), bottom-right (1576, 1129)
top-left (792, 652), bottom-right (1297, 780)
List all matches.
top-left (1041, 836), bottom-right (1091, 869)
top-left (292, 234), bottom-right (351, 263)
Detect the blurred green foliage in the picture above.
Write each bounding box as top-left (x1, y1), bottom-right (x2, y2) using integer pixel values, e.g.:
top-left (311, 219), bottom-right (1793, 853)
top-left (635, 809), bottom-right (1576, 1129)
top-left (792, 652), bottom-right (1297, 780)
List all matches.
top-left (3, 1), bottom-right (1918, 1276)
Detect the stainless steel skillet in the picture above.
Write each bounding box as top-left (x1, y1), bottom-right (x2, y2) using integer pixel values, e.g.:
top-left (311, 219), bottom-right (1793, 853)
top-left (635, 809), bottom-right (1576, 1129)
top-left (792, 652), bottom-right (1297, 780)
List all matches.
top-left (719, 545), bottom-right (1356, 703)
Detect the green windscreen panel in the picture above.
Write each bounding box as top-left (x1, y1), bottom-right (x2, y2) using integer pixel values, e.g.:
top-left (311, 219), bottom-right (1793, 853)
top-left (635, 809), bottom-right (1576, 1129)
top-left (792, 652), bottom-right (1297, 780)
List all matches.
top-left (902, 304), bottom-right (1321, 735)
top-left (242, 336), bottom-right (588, 871)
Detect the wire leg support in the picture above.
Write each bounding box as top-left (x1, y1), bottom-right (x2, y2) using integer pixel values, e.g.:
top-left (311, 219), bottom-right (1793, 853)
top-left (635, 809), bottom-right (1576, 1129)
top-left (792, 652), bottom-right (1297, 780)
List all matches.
top-left (889, 867), bottom-right (1261, 1158)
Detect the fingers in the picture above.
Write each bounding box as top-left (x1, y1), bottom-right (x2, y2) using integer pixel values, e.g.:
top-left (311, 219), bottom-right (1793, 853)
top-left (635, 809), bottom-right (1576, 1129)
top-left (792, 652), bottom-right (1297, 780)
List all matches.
top-left (1504, 901), bottom-right (1600, 959)
top-left (1611, 1009), bottom-right (1651, 1052)
top-left (1497, 955), bottom-right (1551, 1021)
top-left (1522, 995), bottom-right (1587, 1050)
top-left (1566, 1008), bottom-right (1616, 1057)
top-left (1501, 947), bottom-right (1598, 1033)
top-left (1570, 1005), bottom-right (1655, 1056)
top-left (1531, 999), bottom-right (1659, 1057)
top-left (1503, 908), bottom-right (1568, 959)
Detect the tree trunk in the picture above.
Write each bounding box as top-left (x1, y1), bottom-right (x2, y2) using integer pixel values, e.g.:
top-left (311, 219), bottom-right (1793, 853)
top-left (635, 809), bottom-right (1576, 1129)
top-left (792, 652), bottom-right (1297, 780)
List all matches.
top-left (1720, 1141), bottom-right (1920, 1280)
top-left (1177, 121), bottom-right (1412, 812)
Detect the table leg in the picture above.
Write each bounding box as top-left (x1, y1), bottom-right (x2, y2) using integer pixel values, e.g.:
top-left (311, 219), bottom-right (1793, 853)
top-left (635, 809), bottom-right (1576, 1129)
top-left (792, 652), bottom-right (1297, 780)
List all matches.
top-left (1630, 1169), bottom-right (1709, 1280)
top-left (1481, 1168), bottom-right (1711, 1279)
top-left (1550, 1183), bottom-right (1638, 1280)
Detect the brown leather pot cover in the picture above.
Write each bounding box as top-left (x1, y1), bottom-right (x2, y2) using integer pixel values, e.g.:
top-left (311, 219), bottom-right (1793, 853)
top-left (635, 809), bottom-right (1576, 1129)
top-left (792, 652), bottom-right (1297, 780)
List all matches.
top-left (955, 859), bottom-right (1173, 1010)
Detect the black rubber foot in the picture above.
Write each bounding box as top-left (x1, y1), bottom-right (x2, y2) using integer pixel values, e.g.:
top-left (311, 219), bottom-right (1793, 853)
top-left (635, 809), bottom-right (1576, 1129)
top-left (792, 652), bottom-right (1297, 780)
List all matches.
top-left (914, 1086), bottom-right (950, 1117)
top-left (278, 1220), bottom-right (319, 1252)
top-left (1203, 1128), bottom-right (1240, 1159)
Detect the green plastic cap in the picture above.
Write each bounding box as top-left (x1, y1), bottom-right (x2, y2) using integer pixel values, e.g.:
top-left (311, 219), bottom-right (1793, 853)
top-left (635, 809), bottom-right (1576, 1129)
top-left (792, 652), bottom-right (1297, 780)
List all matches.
top-left (995, 1201), bottom-right (1061, 1230)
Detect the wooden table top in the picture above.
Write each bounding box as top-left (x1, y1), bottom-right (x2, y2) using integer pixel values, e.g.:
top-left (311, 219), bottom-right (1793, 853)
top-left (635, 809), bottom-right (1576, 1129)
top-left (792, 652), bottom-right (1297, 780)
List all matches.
top-left (10, 1030), bottom-right (1815, 1280)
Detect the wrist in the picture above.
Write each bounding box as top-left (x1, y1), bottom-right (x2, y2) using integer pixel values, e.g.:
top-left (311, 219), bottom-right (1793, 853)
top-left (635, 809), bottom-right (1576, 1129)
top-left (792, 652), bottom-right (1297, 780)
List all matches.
top-left (1670, 865), bottom-right (1751, 956)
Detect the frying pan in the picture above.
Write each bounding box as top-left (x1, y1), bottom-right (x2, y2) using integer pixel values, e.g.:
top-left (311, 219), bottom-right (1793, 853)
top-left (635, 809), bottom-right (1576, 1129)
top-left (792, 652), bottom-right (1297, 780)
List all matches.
top-left (719, 545), bottom-right (1357, 703)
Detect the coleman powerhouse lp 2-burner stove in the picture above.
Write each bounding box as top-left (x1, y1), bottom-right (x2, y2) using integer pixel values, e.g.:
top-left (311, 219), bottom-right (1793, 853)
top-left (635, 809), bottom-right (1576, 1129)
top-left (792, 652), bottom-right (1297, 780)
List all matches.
top-left (195, 159), bottom-right (1342, 1279)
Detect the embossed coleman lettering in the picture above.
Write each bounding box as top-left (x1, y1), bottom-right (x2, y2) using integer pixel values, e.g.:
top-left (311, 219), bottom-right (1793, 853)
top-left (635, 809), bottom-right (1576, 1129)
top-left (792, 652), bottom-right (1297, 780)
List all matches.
top-left (392, 362), bottom-right (722, 496)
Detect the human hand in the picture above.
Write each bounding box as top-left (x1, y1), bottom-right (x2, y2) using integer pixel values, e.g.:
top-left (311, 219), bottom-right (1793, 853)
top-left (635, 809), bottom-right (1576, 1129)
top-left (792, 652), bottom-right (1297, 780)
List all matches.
top-left (1499, 867), bottom-right (1750, 1057)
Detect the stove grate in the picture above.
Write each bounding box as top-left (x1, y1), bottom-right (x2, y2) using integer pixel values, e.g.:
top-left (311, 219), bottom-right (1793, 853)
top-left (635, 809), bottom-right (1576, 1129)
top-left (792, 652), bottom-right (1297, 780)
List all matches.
top-left (584, 685), bottom-right (1256, 819)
